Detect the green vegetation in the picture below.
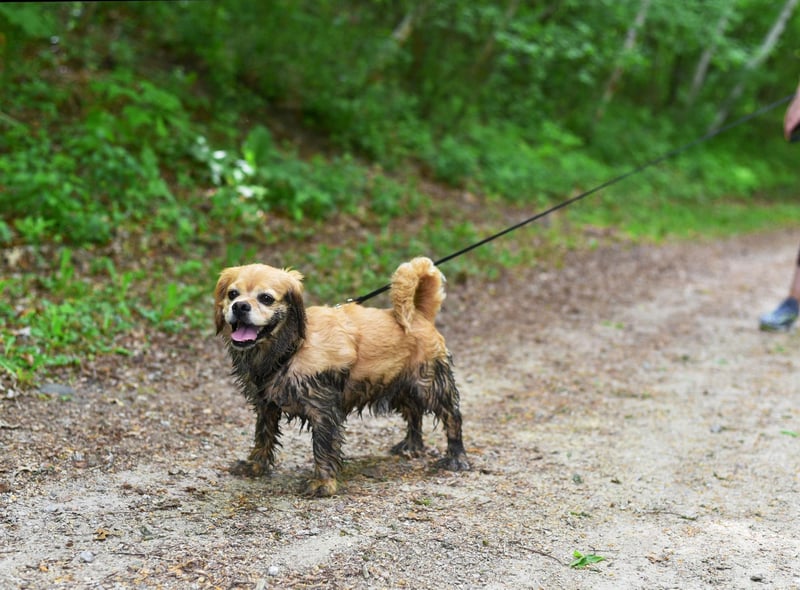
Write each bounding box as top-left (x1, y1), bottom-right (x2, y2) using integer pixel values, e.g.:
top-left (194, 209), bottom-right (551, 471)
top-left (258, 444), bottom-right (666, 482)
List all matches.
top-left (570, 550), bottom-right (607, 569)
top-left (1, 2), bottom-right (799, 386)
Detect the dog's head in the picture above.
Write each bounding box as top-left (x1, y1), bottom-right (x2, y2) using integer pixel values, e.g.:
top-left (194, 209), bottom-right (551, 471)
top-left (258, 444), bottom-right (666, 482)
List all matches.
top-left (214, 264), bottom-right (306, 350)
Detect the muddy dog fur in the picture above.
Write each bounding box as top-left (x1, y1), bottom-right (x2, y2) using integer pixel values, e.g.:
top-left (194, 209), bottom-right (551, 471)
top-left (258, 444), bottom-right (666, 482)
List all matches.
top-left (214, 257), bottom-right (470, 496)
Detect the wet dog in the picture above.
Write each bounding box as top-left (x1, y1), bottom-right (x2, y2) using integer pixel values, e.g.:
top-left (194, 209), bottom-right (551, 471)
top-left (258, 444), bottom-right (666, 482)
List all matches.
top-left (214, 257), bottom-right (470, 496)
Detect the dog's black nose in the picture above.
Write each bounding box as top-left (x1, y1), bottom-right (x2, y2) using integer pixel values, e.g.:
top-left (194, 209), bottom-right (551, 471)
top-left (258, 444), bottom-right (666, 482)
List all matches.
top-left (232, 301), bottom-right (251, 316)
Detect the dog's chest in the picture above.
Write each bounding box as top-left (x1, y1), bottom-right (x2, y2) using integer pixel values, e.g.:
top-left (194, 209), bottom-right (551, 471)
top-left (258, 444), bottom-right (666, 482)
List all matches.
top-left (242, 363), bottom-right (349, 411)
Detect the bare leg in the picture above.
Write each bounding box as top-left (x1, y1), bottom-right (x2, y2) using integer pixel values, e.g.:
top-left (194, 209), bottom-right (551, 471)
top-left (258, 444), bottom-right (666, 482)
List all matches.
top-left (759, 243), bottom-right (800, 332)
top-left (790, 246), bottom-right (800, 299)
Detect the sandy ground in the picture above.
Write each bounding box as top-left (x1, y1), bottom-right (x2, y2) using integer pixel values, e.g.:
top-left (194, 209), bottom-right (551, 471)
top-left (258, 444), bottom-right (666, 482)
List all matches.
top-left (1, 228), bottom-right (799, 589)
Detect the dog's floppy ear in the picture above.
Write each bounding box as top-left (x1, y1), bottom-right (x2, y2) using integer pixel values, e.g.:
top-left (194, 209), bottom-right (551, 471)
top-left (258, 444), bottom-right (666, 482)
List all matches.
top-left (214, 267), bottom-right (239, 334)
top-left (285, 289), bottom-right (307, 340)
top-left (283, 268), bottom-right (306, 339)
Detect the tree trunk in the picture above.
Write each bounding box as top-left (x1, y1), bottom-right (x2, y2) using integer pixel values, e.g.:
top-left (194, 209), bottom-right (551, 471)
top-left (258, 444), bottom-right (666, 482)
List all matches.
top-left (709, 0), bottom-right (799, 131)
top-left (686, 5), bottom-right (732, 106)
top-left (471, 0), bottom-right (521, 76)
top-left (373, 2), bottom-right (431, 70)
top-left (595, 0), bottom-right (652, 122)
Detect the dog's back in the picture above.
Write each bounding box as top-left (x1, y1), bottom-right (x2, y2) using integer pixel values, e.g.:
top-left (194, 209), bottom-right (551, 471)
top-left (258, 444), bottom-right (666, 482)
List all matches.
top-left (290, 257), bottom-right (446, 383)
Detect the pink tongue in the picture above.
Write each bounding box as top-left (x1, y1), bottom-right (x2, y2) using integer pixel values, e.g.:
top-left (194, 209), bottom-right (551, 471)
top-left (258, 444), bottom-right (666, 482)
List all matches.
top-left (231, 324), bottom-right (259, 342)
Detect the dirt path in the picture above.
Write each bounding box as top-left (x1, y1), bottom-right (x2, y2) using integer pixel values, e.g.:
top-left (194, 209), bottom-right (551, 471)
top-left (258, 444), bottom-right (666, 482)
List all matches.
top-left (1, 229), bottom-right (799, 589)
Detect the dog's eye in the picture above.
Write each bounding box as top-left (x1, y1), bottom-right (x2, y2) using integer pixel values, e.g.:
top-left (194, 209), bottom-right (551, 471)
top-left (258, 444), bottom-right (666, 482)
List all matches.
top-left (257, 293), bottom-right (275, 306)
top-left (227, 289), bottom-right (239, 301)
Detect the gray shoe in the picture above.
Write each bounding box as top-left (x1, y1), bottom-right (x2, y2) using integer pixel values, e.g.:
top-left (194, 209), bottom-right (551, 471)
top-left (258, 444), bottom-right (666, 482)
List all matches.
top-left (759, 297), bottom-right (799, 332)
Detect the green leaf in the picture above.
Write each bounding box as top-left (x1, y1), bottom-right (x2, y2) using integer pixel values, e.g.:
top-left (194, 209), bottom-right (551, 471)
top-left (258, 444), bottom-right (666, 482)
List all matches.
top-left (0, 5), bottom-right (55, 38)
top-left (243, 125), bottom-right (274, 169)
top-left (570, 550), bottom-right (607, 569)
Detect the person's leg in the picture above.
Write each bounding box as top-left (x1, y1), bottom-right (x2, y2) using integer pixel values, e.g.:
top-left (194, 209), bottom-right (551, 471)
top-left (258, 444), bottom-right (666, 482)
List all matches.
top-left (759, 244), bottom-right (800, 331)
top-left (791, 246), bottom-right (800, 300)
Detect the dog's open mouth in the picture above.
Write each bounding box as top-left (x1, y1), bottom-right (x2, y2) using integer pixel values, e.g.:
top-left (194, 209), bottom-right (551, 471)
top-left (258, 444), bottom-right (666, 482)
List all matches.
top-left (229, 322), bottom-right (268, 347)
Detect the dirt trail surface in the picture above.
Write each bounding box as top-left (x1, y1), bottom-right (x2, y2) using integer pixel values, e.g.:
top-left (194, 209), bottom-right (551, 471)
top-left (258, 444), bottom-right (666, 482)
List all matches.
top-left (2, 229), bottom-right (799, 589)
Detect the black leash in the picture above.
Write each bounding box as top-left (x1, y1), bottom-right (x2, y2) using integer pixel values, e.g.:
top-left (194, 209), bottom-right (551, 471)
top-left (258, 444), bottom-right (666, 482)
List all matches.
top-left (351, 93), bottom-right (795, 305)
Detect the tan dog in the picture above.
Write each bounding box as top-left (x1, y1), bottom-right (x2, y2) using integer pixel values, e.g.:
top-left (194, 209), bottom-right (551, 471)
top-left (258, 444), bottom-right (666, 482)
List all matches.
top-left (214, 257), bottom-right (470, 496)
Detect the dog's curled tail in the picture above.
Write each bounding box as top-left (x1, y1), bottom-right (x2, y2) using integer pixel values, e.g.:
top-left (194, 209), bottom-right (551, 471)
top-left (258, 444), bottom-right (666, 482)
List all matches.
top-left (391, 257), bottom-right (445, 332)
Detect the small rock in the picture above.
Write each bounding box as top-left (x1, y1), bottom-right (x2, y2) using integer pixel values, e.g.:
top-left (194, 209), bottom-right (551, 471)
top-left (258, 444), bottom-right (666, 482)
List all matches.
top-left (267, 565), bottom-right (279, 576)
top-left (39, 383), bottom-right (75, 397)
top-left (79, 551), bottom-right (95, 563)
top-left (750, 573), bottom-right (765, 582)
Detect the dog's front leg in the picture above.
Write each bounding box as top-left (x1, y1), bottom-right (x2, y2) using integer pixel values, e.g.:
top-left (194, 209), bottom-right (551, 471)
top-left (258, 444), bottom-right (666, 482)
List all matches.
top-left (231, 402), bottom-right (282, 477)
top-left (305, 403), bottom-right (345, 497)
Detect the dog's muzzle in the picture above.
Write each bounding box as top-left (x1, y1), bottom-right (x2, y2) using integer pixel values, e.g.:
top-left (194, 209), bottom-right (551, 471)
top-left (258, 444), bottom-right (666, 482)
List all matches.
top-left (229, 301), bottom-right (262, 347)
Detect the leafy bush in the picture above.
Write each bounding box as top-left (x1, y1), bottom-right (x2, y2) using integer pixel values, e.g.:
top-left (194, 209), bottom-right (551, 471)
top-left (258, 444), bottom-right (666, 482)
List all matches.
top-left (0, 69), bottom-right (195, 244)
top-left (2, 2), bottom-right (800, 388)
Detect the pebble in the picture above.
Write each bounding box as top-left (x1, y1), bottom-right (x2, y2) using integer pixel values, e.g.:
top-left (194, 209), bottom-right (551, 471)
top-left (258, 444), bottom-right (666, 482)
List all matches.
top-left (39, 383), bottom-right (75, 396)
top-left (79, 551), bottom-right (95, 563)
top-left (267, 565), bottom-right (279, 576)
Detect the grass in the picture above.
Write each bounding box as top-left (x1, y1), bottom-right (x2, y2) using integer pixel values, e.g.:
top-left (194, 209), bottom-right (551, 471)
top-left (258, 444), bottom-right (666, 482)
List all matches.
top-left (3, 12), bottom-right (800, 389)
top-left (4, 176), bottom-right (800, 390)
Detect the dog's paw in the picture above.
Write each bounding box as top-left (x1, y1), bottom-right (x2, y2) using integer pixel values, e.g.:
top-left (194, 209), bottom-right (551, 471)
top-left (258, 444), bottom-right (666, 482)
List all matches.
top-left (390, 438), bottom-right (426, 459)
top-left (230, 459), bottom-right (270, 478)
top-left (305, 477), bottom-right (338, 498)
top-left (435, 453), bottom-right (471, 472)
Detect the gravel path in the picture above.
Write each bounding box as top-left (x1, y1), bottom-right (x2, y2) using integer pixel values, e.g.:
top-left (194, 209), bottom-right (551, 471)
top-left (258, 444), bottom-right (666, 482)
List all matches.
top-left (1, 229), bottom-right (798, 589)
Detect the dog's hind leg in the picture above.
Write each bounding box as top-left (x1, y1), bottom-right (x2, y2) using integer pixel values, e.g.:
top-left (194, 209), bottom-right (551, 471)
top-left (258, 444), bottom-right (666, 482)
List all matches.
top-left (427, 356), bottom-right (470, 471)
top-left (231, 402), bottom-right (282, 477)
top-left (390, 398), bottom-right (426, 458)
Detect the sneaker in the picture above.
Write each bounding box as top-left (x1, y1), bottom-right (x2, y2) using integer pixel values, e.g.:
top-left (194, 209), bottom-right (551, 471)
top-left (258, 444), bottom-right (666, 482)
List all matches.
top-left (759, 297), bottom-right (799, 332)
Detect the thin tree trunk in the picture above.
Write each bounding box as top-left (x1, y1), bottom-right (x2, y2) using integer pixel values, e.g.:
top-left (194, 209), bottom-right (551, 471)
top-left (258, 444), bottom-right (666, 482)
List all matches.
top-left (367, 3), bottom-right (430, 87)
top-left (472, 0), bottom-right (521, 75)
top-left (686, 5), bottom-right (732, 106)
top-left (595, 0), bottom-right (652, 122)
top-left (709, 0), bottom-right (799, 131)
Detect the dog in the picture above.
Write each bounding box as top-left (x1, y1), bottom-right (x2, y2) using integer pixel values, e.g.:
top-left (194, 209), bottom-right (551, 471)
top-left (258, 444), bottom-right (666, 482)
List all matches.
top-left (214, 257), bottom-right (470, 496)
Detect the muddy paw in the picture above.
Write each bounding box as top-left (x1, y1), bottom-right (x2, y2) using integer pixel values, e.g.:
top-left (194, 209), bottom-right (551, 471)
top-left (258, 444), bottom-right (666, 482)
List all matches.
top-left (229, 459), bottom-right (269, 478)
top-left (304, 478), bottom-right (338, 498)
top-left (390, 439), bottom-right (426, 459)
top-left (435, 453), bottom-right (471, 472)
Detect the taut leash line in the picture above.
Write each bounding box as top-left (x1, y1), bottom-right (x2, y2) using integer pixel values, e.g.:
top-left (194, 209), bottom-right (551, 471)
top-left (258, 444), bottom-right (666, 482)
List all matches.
top-left (351, 93), bottom-right (794, 305)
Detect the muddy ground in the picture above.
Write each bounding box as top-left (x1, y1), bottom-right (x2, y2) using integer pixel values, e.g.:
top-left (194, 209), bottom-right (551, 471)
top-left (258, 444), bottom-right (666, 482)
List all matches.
top-left (1, 228), bottom-right (799, 589)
